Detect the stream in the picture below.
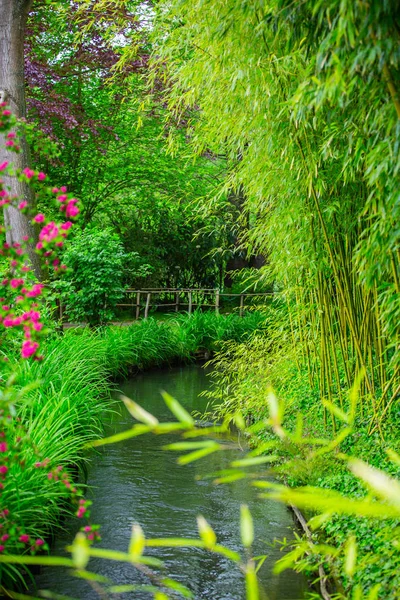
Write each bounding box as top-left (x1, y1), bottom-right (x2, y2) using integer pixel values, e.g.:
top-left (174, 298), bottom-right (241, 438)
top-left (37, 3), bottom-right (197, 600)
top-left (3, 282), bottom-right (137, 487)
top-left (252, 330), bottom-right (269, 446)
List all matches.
top-left (34, 365), bottom-right (306, 600)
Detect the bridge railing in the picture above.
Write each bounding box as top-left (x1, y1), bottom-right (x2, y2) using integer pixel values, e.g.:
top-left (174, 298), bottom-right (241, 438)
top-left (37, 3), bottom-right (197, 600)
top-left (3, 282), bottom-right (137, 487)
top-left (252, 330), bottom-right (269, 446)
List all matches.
top-left (116, 288), bottom-right (273, 319)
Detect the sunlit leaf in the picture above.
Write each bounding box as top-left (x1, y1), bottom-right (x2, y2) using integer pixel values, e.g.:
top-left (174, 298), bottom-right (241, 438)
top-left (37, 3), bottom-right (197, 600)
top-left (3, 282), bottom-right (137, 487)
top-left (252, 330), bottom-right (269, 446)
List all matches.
top-left (71, 533), bottom-right (90, 570)
top-left (122, 396), bottom-right (159, 427)
top-left (161, 391), bottom-right (194, 425)
top-left (178, 444), bottom-right (221, 465)
top-left (240, 505), bottom-right (254, 548)
top-left (197, 515), bottom-right (217, 549)
top-left (231, 455), bottom-right (278, 468)
top-left (344, 535), bottom-right (357, 577)
top-left (129, 523), bottom-right (145, 558)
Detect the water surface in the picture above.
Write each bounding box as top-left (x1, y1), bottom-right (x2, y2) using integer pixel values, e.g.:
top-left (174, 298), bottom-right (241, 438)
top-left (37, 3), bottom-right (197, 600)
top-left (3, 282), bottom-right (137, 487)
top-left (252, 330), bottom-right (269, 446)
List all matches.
top-left (35, 365), bottom-right (305, 600)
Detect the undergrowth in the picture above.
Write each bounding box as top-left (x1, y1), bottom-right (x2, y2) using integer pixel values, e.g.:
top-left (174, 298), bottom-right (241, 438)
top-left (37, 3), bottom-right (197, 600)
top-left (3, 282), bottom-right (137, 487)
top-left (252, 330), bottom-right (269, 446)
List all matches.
top-left (206, 325), bottom-right (400, 598)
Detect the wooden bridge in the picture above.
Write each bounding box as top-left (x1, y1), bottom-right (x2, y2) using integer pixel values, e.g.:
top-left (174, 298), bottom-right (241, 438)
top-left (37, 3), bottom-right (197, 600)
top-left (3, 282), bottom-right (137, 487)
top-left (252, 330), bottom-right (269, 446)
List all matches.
top-left (116, 288), bottom-right (273, 319)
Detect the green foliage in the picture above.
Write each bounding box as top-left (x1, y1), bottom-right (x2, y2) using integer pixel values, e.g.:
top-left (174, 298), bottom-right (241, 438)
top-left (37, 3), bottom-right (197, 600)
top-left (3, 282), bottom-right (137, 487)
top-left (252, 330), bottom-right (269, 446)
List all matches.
top-left (58, 227), bottom-right (151, 325)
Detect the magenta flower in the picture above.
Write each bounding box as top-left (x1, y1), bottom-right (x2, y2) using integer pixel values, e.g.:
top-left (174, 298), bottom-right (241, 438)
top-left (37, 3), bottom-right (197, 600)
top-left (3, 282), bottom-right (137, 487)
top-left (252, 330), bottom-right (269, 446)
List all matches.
top-left (21, 340), bottom-right (39, 358)
top-left (0, 466), bottom-right (8, 474)
top-left (10, 278), bottom-right (24, 289)
top-left (18, 201), bottom-right (28, 210)
top-left (0, 443), bottom-right (7, 452)
top-left (23, 168), bottom-right (35, 179)
top-left (19, 534), bottom-right (30, 543)
top-left (33, 213), bottom-right (45, 223)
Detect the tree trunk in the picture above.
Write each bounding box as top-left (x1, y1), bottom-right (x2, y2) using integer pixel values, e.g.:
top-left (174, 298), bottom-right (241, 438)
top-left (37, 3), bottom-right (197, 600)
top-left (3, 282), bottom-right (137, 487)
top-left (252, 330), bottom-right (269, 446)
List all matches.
top-left (0, 0), bottom-right (41, 278)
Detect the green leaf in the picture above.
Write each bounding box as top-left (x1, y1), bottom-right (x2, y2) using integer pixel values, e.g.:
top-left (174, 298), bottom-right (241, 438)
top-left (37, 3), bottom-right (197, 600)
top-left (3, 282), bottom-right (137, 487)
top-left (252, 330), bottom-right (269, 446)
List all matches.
top-left (231, 455), bottom-right (278, 468)
top-left (178, 444), bottom-right (221, 465)
top-left (122, 396), bottom-right (159, 427)
top-left (240, 505), bottom-right (254, 548)
top-left (129, 523), bottom-right (145, 558)
top-left (197, 515), bottom-right (217, 549)
top-left (344, 535), bottom-right (357, 577)
top-left (161, 390), bottom-right (194, 425)
top-left (71, 533), bottom-right (90, 570)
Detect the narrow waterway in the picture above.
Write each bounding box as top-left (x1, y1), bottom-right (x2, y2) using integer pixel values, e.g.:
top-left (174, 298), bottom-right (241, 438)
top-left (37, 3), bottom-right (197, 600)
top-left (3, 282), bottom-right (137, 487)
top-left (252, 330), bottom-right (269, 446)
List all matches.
top-left (35, 365), bottom-right (305, 600)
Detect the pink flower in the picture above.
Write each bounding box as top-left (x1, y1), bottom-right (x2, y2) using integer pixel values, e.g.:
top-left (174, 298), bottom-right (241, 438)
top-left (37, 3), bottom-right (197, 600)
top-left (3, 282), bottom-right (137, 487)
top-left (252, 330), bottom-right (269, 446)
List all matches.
top-left (18, 201), bottom-right (28, 210)
top-left (2, 110), bottom-right (11, 116)
top-left (60, 186), bottom-right (67, 192)
top-left (7, 132), bottom-right (16, 139)
top-left (36, 241), bottom-right (43, 250)
top-left (57, 194), bottom-right (67, 203)
top-left (35, 539), bottom-right (45, 546)
top-left (21, 340), bottom-right (39, 359)
top-left (23, 168), bottom-right (35, 179)
top-left (61, 221), bottom-right (72, 231)
top-left (39, 222), bottom-right (59, 242)
top-left (0, 443), bottom-right (7, 452)
top-left (0, 545), bottom-right (4, 552)
top-left (76, 506), bottom-right (86, 518)
top-left (26, 284), bottom-right (43, 298)
top-left (0, 161), bottom-right (8, 171)
top-left (37, 172), bottom-right (46, 181)
top-left (19, 534), bottom-right (30, 543)
top-left (0, 466), bottom-right (8, 474)
top-left (10, 278), bottom-right (24, 289)
top-left (1, 534), bottom-right (9, 542)
top-left (33, 214), bottom-right (45, 223)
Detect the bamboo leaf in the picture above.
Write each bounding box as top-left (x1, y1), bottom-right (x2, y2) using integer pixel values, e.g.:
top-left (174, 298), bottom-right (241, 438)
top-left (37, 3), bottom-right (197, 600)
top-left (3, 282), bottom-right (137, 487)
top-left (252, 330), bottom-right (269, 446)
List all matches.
top-left (178, 444), bottom-right (221, 465)
top-left (122, 396), bottom-right (159, 427)
top-left (231, 455), bottom-right (278, 467)
top-left (161, 390), bottom-right (194, 425)
top-left (197, 515), bottom-right (217, 549)
top-left (240, 505), bottom-right (254, 548)
top-left (129, 523), bottom-right (145, 558)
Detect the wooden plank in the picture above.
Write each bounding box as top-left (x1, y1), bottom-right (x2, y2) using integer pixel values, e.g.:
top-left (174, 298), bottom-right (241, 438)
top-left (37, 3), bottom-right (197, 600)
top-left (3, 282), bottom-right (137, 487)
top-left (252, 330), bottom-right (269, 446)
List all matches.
top-left (215, 290), bottom-right (220, 315)
top-left (136, 292), bottom-right (141, 320)
top-left (188, 291), bottom-right (192, 315)
top-left (239, 294), bottom-right (244, 317)
top-left (144, 292), bottom-right (151, 319)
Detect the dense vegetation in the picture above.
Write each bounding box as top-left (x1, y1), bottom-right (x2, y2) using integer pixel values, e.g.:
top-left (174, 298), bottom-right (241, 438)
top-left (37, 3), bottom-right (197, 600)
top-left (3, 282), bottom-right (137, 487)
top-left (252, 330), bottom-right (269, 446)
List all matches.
top-left (1, 0), bottom-right (399, 599)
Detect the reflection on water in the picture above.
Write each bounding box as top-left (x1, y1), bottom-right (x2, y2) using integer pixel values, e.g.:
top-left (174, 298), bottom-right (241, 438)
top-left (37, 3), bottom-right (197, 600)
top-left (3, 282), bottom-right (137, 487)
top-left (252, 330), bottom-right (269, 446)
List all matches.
top-left (34, 365), bottom-right (306, 599)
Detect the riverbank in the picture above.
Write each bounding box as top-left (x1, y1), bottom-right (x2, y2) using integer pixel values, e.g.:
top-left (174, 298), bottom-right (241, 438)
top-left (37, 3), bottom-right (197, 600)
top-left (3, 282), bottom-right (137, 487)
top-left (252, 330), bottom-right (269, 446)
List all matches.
top-left (0, 312), bottom-right (265, 590)
top-left (206, 331), bottom-right (400, 598)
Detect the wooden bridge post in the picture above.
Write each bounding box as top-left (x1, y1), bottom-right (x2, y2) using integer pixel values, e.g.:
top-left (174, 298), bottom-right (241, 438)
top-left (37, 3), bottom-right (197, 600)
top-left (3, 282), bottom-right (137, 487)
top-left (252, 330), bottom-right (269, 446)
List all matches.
top-left (136, 292), bottom-right (141, 320)
top-left (188, 291), bottom-right (192, 315)
top-left (239, 294), bottom-right (244, 317)
top-left (215, 290), bottom-right (220, 315)
top-left (144, 292), bottom-right (151, 319)
top-left (175, 291), bottom-right (180, 312)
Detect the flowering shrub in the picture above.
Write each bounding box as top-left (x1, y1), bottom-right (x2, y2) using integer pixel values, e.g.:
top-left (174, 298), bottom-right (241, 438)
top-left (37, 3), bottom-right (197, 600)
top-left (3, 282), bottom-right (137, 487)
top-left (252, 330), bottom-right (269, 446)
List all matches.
top-left (0, 106), bottom-right (100, 575)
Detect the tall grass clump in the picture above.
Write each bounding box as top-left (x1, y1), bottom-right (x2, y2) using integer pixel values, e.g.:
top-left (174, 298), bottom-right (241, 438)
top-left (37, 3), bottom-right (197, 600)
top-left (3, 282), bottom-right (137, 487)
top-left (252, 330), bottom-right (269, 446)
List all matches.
top-left (102, 312), bottom-right (266, 377)
top-left (0, 329), bottom-right (110, 586)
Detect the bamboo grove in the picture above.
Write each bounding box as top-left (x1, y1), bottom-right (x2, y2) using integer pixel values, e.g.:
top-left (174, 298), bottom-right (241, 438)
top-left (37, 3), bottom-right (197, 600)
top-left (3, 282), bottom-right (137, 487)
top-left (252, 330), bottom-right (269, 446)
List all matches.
top-left (149, 0), bottom-right (400, 435)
